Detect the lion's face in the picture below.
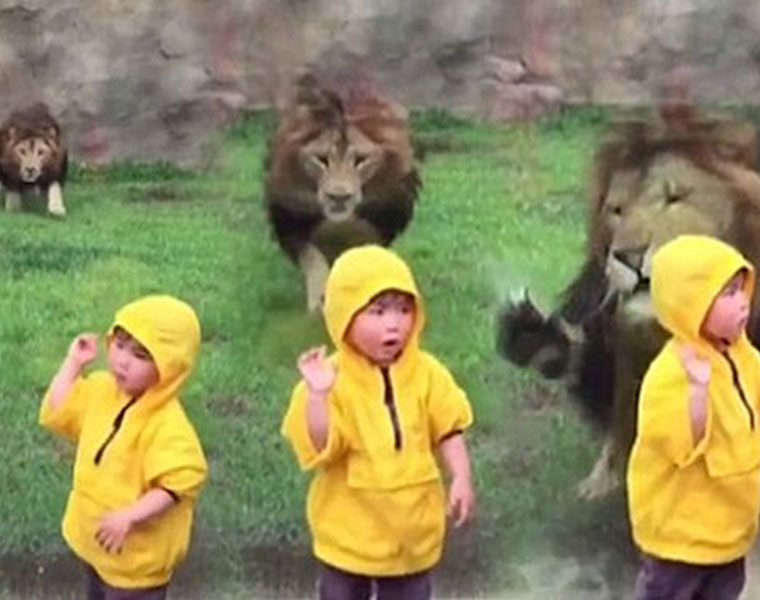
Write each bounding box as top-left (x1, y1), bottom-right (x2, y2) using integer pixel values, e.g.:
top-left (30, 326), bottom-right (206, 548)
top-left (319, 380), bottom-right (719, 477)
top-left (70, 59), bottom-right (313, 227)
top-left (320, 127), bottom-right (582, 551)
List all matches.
top-left (9, 135), bottom-right (55, 183)
top-left (265, 78), bottom-right (418, 237)
top-left (600, 153), bottom-right (742, 321)
top-left (298, 126), bottom-right (383, 221)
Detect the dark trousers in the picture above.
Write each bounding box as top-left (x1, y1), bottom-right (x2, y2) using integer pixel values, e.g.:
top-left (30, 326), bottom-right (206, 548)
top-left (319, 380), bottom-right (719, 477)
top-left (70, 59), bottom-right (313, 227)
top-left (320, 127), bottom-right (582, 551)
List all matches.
top-left (317, 561), bottom-right (432, 600)
top-left (634, 555), bottom-right (745, 600)
top-left (85, 563), bottom-right (168, 600)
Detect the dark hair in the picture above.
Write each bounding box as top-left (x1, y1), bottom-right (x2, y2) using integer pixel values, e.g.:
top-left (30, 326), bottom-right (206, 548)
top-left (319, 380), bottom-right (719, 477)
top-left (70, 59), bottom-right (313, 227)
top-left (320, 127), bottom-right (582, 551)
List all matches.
top-left (111, 325), bottom-right (154, 361)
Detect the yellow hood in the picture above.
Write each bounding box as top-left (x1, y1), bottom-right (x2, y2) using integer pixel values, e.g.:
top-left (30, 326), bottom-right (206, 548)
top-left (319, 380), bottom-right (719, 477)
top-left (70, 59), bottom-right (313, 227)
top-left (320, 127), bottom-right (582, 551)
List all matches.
top-left (323, 245), bottom-right (424, 357)
top-left (109, 295), bottom-right (201, 407)
top-left (651, 235), bottom-right (754, 346)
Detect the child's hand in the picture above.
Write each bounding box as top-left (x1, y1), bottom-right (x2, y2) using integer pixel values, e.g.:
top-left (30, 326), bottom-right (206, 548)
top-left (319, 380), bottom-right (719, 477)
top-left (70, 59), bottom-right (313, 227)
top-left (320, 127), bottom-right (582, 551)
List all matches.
top-left (67, 333), bottom-right (98, 369)
top-left (679, 344), bottom-right (711, 387)
top-left (679, 344), bottom-right (710, 444)
top-left (96, 510), bottom-right (133, 553)
top-left (298, 346), bottom-right (337, 395)
top-left (447, 476), bottom-right (475, 528)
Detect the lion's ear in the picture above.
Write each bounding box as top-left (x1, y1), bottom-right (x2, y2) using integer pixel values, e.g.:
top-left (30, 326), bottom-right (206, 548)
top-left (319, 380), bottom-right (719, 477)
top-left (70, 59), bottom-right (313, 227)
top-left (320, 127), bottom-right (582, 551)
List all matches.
top-left (6, 126), bottom-right (17, 142)
top-left (46, 125), bottom-right (59, 140)
top-left (711, 121), bottom-right (757, 168)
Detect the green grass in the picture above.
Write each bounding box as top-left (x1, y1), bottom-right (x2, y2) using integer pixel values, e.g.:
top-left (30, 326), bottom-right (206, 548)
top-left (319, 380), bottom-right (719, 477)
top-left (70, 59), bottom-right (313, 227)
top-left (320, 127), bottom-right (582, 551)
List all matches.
top-left (0, 107), bottom-right (635, 597)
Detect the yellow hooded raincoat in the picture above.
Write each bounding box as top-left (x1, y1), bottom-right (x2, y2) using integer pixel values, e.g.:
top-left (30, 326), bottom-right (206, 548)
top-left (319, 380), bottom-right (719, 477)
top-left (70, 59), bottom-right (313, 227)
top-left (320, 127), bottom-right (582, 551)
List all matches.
top-left (281, 245), bottom-right (474, 576)
top-left (39, 295), bottom-right (208, 588)
top-left (627, 235), bottom-right (760, 564)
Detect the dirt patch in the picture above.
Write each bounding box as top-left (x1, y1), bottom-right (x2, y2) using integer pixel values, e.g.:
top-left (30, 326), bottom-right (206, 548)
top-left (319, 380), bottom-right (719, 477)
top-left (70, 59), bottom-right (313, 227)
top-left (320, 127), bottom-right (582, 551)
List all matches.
top-left (237, 542), bottom-right (314, 597)
top-left (8, 544), bottom-right (758, 599)
top-left (0, 521), bottom-right (506, 599)
top-left (236, 522), bottom-right (506, 597)
top-left (743, 551), bottom-right (760, 599)
top-left (0, 551), bottom-right (81, 600)
top-left (124, 184), bottom-right (195, 203)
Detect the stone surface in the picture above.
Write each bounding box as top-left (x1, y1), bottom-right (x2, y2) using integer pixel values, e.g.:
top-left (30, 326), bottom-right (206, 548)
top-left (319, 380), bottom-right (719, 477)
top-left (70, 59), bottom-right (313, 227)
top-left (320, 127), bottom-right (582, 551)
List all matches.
top-left (0, 0), bottom-right (758, 164)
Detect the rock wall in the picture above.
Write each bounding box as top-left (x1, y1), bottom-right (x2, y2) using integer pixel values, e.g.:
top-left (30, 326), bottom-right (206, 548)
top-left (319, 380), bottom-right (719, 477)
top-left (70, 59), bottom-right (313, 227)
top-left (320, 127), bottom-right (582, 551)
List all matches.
top-left (1, 0), bottom-right (758, 164)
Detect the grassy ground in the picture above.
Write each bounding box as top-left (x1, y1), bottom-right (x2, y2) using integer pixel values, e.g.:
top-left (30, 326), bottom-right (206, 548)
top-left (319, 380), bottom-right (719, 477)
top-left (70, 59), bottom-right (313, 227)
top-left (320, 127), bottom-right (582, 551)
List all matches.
top-left (0, 108), bottom-right (639, 599)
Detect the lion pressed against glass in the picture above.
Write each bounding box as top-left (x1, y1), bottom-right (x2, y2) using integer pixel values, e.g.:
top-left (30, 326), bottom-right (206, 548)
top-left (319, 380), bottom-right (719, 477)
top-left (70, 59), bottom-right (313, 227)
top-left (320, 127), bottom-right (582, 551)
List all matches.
top-left (498, 110), bottom-right (760, 499)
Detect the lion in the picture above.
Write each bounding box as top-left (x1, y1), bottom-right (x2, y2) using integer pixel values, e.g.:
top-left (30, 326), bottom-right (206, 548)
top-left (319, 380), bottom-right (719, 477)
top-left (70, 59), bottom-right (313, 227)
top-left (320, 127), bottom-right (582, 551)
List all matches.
top-left (497, 108), bottom-right (760, 499)
top-left (264, 75), bottom-right (421, 311)
top-left (0, 102), bottom-right (68, 217)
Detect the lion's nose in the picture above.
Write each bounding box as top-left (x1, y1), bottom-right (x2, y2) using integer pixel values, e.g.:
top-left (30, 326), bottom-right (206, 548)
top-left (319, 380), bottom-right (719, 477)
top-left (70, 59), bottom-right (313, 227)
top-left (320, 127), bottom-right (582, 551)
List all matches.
top-left (326, 192), bottom-right (352, 209)
top-left (612, 247), bottom-right (647, 271)
top-left (23, 167), bottom-right (37, 178)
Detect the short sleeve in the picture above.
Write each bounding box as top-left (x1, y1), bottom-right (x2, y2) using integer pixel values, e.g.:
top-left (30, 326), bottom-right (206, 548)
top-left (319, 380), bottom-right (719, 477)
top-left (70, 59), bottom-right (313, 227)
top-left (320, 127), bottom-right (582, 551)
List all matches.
top-left (427, 357), bottom-right (474, 443)
top-left (38, 375), bottom-right (91, 442)
top-left (143, 412), bottom-right (208, 501)
top-left (280, 380), bottom-right (349, 470)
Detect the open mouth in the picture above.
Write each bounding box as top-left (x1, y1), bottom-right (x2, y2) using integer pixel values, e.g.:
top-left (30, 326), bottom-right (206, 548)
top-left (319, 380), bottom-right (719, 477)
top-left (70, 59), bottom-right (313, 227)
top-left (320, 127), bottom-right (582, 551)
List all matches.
top-left (382, 339), bottom-right (400, 348)
top-left (632, 277), bottom-right (650, 295)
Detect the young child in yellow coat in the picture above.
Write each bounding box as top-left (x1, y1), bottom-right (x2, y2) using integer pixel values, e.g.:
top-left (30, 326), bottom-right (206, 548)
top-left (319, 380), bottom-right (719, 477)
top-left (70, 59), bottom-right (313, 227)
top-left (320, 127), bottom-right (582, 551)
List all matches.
top-left (39, 295), bottom-right (208, 600)
top-left (282, 245), bottom-right (476, 600)
top-left (628, 235), bottom-right (760, 599)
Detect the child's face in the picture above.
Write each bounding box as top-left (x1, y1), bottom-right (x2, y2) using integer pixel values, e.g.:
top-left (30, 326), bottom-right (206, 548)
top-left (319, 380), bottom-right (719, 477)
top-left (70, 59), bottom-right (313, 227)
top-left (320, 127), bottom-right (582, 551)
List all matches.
top-left (107, 327), bottom-right (160, 397)
top-left (702, 271), bottom-right (751, 345)
top-left (346, 291), bottom-right (416, 367)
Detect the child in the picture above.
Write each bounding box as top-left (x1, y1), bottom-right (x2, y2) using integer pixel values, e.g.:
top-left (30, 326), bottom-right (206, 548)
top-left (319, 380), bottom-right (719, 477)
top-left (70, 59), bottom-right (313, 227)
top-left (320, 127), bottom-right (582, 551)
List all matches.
top-left (39, 295), bottom-right (208, 600)
top-left (627, 235), bottom-right (760, 599)
top-left (281, 244), bottom-right (475, 600)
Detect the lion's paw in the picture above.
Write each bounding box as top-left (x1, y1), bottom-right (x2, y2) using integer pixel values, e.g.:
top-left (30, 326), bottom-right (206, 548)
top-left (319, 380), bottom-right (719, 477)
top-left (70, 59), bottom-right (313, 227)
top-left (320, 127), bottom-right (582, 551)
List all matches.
top-left (496, 292), bottom-right (570, 378)
top-left (48, 203), bottom-right (66, 218)
top-left (307, 292), bottom-right (325, 314)
top-left (4, 192), bottom-right (21, 212)
top-left (576, 464), bottom-right (620, 500)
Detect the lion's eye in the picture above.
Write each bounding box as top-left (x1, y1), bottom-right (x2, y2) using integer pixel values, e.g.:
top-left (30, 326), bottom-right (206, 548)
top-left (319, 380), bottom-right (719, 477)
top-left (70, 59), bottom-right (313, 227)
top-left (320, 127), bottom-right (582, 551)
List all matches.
top-left (354, 154), bottom-right (369, 168)
top-left (663, 180), bottom-right (691, 204)
top-left (608, 205), bottom-right (622, 216)
top-left (313, 154), bottom-right (329, 168)
top-left (18, 148), bottom-right (26, 156)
